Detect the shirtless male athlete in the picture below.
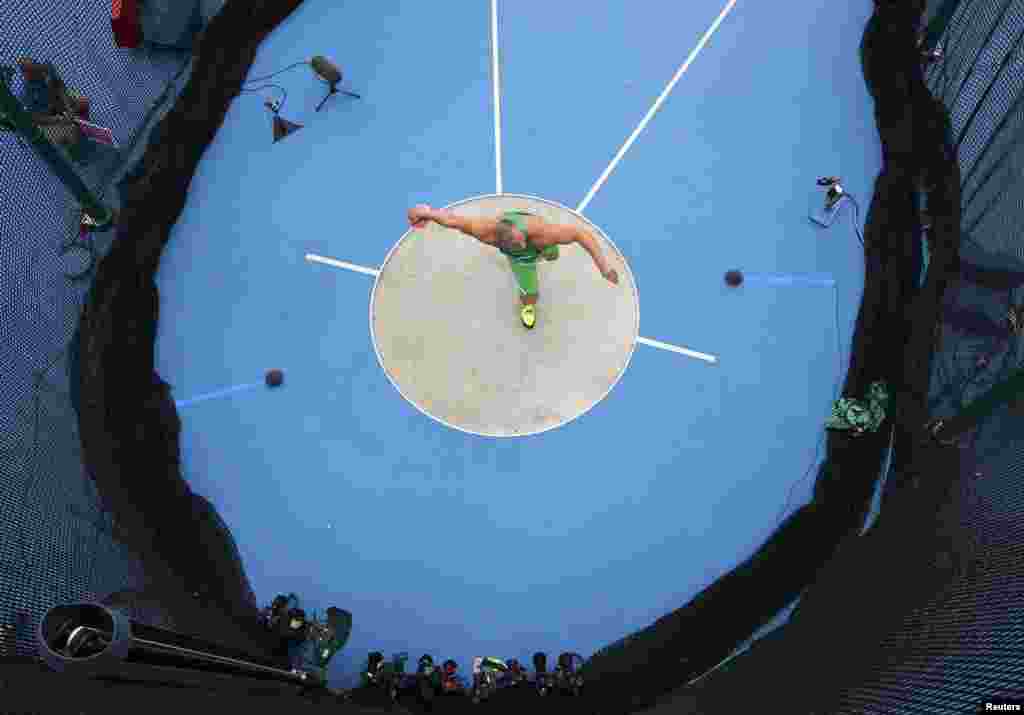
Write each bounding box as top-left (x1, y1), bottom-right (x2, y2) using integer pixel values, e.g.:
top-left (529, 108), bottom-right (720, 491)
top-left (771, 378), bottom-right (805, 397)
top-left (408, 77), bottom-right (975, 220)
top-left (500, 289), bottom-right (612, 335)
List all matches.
top-left (407, 204), bottom-right (619, 329)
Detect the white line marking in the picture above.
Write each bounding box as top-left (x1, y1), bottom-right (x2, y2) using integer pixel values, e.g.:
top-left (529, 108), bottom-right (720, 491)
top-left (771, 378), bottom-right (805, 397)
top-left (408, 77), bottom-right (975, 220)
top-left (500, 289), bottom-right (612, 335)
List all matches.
top-left (576, 0), bottom-right (739, 215)
top-left (305, 253), bottom-right (380, 277)
top-left (638, 336), bottom-right (718, 364)
top-left (306, 251), bottom-right (716, 364)
top-left (491, 0), bottom-right (503, 194)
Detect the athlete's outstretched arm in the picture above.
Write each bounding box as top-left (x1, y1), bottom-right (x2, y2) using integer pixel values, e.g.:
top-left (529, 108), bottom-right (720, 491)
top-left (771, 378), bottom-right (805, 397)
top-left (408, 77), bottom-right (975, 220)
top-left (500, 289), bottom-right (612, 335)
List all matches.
top-left (408, 205), bottom-right (490, 243)
top-left (573, 229), bottom-right (618, 284)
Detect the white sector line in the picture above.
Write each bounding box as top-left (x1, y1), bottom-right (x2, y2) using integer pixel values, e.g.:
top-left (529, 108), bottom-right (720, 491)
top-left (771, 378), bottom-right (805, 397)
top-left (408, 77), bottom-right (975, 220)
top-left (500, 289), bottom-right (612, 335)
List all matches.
top-left (491, 0), bottom-right (503, 194)
top-left (576, 0), bottom-right (739, 214)
top-left (306, 254), bottom-right (717, 364)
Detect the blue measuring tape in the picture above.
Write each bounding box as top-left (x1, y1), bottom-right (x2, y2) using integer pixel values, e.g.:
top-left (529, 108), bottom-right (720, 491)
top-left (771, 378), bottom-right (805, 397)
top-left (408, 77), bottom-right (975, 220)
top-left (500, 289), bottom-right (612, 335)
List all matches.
top-left (742, 272), bottom-right (836, 288)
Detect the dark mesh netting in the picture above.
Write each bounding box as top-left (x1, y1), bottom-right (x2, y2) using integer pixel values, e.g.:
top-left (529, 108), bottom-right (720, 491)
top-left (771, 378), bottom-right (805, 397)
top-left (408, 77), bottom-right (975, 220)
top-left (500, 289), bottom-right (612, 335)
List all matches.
top-left (2, 0), bottom-right (190, 657)
top-left (923, 0), bottom-right (1024, 272)
top-left (4, 0), bottom-right (1024, 713)
top-left (583, 2), bottom-right (1024, 713)
top-left (818, 1), bottom-right (1024, 711)
top-left (0, 0), bottom-right (291, 673)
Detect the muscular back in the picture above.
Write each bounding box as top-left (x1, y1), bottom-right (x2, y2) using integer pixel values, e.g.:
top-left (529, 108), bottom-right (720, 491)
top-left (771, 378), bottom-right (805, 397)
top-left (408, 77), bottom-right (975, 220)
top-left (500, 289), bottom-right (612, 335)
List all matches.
top-left (418, 206), bottom-right (580, 249)
top-left (409, 203), bottom-right (615, 282)
top-left (474, 214), bottom-right (576, 249)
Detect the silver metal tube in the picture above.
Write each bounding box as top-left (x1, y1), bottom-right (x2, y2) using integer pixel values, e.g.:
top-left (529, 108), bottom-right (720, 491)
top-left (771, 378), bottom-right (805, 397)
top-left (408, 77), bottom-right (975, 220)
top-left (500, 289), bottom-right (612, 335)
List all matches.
top-left (38, 603), bottom-right (316, 688)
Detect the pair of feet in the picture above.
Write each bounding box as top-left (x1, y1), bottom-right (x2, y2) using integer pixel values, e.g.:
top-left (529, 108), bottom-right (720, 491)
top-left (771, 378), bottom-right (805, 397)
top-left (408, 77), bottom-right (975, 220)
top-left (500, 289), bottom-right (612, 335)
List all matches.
top-left (521, 303), bottom-right (537, 329)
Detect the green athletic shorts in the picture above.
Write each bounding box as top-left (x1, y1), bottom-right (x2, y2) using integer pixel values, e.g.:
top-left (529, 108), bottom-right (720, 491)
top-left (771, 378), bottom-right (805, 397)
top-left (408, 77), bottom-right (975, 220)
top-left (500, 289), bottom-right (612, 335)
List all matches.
top-left (508, 245), bottom-right (559, 296)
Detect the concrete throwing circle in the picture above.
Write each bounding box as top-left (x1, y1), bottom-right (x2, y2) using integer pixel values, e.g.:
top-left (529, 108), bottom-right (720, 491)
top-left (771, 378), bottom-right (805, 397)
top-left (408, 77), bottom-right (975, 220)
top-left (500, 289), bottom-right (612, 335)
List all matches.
top-left (370, 194), bottom-right (639, 437)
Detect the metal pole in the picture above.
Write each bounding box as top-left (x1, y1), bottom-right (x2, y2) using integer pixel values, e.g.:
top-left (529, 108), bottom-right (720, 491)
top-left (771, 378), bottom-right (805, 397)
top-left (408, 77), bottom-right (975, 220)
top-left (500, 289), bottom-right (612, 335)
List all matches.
top-left (39, 603), bottom-right (320, 690)
top-left (0, 66), bottom-right (115, 231)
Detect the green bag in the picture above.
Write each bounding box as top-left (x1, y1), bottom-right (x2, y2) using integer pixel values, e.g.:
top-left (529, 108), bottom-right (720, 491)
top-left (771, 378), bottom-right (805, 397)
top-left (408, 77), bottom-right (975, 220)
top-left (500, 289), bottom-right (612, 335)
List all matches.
top-left (826, 381), bottom-right (891, 435)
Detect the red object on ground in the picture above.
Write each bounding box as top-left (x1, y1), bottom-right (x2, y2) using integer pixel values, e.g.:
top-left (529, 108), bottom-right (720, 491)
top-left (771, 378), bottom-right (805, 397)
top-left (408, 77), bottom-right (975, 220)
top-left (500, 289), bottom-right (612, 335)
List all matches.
top-left (75, 119), bottom-right (117, 147)
top-left (111, 0), bottom-right (141, 48)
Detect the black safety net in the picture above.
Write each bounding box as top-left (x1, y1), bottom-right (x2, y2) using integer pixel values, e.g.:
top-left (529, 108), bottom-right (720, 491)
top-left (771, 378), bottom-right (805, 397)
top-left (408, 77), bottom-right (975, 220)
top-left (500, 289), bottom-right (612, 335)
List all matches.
top-left (3, 1), bottom-right (1023, 714)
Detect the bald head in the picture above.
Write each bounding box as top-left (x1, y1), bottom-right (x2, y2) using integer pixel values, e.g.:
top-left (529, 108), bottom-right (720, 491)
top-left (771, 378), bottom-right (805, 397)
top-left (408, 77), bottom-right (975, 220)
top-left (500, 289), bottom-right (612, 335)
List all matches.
top-left (495, 220), bottom-right (526, 252)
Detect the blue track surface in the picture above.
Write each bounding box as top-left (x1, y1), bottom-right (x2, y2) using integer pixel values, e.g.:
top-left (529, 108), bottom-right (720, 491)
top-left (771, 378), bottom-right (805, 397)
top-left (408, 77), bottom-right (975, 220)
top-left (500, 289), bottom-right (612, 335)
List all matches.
top-left (155, 0), bottom-right (880, 687)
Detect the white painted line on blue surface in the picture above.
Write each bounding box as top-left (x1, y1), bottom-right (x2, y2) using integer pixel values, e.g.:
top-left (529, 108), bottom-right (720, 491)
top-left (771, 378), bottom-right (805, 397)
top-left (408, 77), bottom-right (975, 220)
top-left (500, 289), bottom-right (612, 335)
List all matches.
top-left (576, 0), bottom-right (739, 215)
top-left (638, 336), bottom-right (718, 364)
top-left (491, 0), bottom-right (504, 194)
top-left (307, 253), bottom-right (718, 365)
top-left (176, 382), bottom-right (264, 409)
top-left (306, 253), bottom-right (380, 277)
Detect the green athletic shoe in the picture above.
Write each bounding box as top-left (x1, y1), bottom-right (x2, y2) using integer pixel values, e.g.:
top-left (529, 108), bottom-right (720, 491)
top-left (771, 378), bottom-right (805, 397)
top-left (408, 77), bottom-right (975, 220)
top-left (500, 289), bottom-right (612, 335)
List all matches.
top-left (520, 304), bottom-right (536, 329)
